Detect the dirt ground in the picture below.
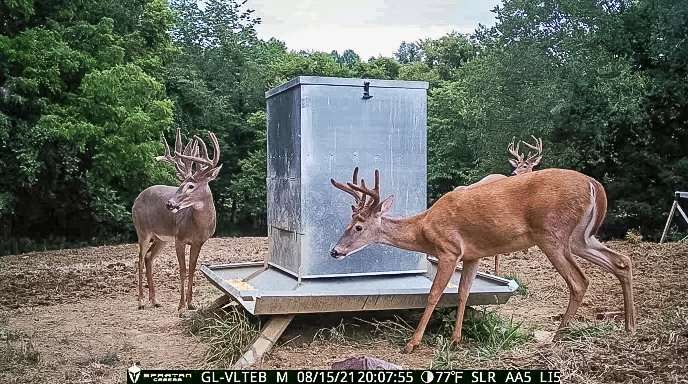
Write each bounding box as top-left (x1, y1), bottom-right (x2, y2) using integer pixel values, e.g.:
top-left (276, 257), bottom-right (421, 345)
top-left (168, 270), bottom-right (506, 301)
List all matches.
top-left (0, 237), bottom-right (686, 383)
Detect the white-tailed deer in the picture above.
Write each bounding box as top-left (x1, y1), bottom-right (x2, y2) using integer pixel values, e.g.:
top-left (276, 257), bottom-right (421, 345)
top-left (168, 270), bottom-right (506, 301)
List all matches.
top-left (132, 129), bottom-right (222, 311)
top-left (454, 136), bottom-right (544, 274)
top-left (330, 167), bottom-right (635, 353)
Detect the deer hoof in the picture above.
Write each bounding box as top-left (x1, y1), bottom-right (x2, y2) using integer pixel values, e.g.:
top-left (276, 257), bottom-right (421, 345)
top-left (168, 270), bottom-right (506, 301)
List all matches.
top-left (138, 303), bottom-right (145, 310)
top-left (552, 329), bottom-right (565, 341)
top-left (186, 303), bottom-right (196, 310)
top-left (402, 342), bottom-right (417, 354)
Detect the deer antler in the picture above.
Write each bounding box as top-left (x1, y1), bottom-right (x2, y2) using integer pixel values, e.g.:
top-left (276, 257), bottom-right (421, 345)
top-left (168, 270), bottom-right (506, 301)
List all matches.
top-left (507, 137), bottom-right (524, 163)
top-left (176, 132), bottom-right (220, 168)
top-left (331, 167), bottom-right (363, 205)
top-left (348, 169), bottom-right (380, 209)
top-left (522, 135), bottom-right (543, 164)
top-left (331, 167), bottom-right (381, 214)
top-left (156, 129), bottom-right (197, 181)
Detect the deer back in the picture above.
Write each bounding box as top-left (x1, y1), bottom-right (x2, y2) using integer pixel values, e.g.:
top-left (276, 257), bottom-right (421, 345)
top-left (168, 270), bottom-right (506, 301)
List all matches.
top-left (424, 168), bottom-right (594, 257)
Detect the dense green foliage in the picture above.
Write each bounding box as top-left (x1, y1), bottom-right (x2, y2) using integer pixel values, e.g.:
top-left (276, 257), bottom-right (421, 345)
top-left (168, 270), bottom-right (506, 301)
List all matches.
top-left (1, 0), bottom-right (686, 254)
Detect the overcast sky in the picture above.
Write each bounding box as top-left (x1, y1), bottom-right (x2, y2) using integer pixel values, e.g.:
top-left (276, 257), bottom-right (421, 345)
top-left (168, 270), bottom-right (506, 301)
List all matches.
top-left (249, 0), bottom-right (501, 58)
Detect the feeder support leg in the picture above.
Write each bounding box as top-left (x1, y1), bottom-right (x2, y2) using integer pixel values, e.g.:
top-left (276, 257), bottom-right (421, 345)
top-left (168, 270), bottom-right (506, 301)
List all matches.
top-left (233, 315), bottom-right (294, 369)
top-left (660, 200), bottom-right (678, 244)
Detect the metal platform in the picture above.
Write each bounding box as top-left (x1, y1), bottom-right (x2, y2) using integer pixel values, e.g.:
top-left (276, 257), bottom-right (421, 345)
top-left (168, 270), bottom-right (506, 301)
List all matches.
top-left (200, 261), bottom-right (518, 315)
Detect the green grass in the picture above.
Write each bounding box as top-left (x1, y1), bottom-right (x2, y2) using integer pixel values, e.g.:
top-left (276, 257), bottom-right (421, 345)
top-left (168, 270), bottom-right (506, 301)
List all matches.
top-left (93, 351), bottom-right (119, 366)
top-left (557, 321), bottom-right (618, 341)
top-left (430, 335), bottom-right (464, 369)
top-left (182, 306), bottom-right (260, 367)
top-left (504, 275), bottom-right (529, 297)
top-left (429, 307), bottom-right (533, 368)
top-left (459, 307), bottom-right (532, 356)
top-left (356, 315), bottom-right (417, 346)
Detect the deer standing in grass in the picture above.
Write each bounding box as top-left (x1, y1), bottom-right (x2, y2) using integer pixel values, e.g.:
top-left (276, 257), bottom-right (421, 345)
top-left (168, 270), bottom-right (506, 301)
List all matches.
top-left (330, 167), bottom-right (635, 353)
top-left (455, 136), bottom-right (544, 274)
top-left (132, 129), bottom-right (222, 311)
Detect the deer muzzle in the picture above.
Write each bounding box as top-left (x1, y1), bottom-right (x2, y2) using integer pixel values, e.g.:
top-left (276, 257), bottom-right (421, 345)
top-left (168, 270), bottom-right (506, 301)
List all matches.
top-left (166, 199), bottom-right (180, 213)
top-left (330, 248), bottom-right (345, 260)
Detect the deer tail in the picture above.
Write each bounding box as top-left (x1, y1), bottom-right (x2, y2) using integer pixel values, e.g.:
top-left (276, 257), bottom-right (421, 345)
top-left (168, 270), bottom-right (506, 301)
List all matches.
top-left (589, 177), bottom-right (608, 237)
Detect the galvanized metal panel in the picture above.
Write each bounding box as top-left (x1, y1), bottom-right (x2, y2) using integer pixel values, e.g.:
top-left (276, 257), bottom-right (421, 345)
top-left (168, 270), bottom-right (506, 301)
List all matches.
top-left (267, 84), bottom-right (302, 272)
top-left (266, 76), bottom-right (429, 278)
top-left (299, 83), bottom-right (427, 277)
top-left (200, 263), bottom-right (518, 316)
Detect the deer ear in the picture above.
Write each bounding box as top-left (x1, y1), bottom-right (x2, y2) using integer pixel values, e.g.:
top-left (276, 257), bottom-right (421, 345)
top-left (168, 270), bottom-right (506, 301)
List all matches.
top-left (377, 195), bottom-right (395, 215)
top-left (508, 159), bottom-right (518, 167)
top-left (205, 165), bottom-right (222, 181)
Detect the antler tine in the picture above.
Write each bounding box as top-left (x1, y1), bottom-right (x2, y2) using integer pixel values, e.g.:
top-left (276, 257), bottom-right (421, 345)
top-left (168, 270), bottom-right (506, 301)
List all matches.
top-left (174, 128), bottom-right (183, 156)
top-left (155, 130), bottom-right (190, 181)
top-left (209, 132), bottom-right (220, 167)
top-left (522, 135), bottom-right (543, 152)
top-left (347, 169), bottom-right (381, 207)
top-left (176, 131), bottom-right (219, 168)
top-left (507, 137), bottom-right (524, 162)
top-left (522, 136), bottom-right (543, 162)
top-left (155, 132), bottom-right (173, 163)
top-left (331, 167), bottom-right (363, 203)
top-left (195, 135), bottom-right (209, 161)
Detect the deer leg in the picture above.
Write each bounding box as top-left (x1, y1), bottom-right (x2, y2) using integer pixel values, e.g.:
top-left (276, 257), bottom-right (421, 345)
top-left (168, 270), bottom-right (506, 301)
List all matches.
top-left (403, 255), bottom-right (457, 354)
top-left (175, 241), bottom-right (187, 312)
top-left (538, 239), bottom-right (589, 336)
top-left (186, 243), bottom-right (202, 310)
top-left (137, 237), bottom-right (152, 310)
top-left (571, 237), bottom-right (635, 332)
top-left (145, 240), bottom-right (165, 308)
top-left (452, 259), bottom-right (480, 343)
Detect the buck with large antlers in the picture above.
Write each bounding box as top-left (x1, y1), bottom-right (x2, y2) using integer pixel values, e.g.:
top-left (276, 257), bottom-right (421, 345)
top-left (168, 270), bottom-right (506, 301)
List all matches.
top-left (455, 135), bottom-right (544, 191)
top-left (132, 129), bottom-right (222, 311)
top-left (330, 167), bottom-right (635, 353)
top-left (455, 135), bottom-right (544, 274)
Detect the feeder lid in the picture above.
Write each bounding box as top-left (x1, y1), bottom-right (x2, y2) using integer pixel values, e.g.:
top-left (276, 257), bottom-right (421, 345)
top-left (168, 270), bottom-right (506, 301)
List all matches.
top-left (265, 76), bottom-right (429, 98)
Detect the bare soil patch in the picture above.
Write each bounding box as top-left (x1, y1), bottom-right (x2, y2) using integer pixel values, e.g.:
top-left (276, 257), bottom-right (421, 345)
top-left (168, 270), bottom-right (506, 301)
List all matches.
top-left (0, 238), bottom-right (686, 383)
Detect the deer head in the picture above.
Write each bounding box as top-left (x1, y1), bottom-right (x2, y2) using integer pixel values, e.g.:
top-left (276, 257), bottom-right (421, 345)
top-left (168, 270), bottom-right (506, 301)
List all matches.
top-left (329, 167), bottom-right (395, 259)
top-left (156, 129), bottom-right (222, 213)
top-left (508, 135), bottom-right (543, 175)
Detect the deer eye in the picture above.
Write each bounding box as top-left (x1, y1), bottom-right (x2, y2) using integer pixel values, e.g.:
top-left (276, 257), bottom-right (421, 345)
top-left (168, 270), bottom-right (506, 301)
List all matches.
top-left (354, 225), bottom-right (363, 232)
top-left (187, 184), bottom-right (194, 190)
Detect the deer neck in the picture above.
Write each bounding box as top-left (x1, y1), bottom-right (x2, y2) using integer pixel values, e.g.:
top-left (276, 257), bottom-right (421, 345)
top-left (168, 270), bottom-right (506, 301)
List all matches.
top-left (190, 189), bottom-right (216, 229)
top-left (379, 212), bottom-right (430, 254)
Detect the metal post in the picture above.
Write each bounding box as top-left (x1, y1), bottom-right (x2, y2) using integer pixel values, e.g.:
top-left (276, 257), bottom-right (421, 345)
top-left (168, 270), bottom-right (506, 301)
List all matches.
top-left (660, 200), bottom-right (678, 244)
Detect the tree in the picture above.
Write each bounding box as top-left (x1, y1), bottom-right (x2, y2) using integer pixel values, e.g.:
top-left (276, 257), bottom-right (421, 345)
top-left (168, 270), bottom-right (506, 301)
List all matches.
top-left (419, 32), bottom-right (475, 80)
top-left (395, 41), bottom-right (423, 64)
top-left (0, 0), bottom-right (175, 254)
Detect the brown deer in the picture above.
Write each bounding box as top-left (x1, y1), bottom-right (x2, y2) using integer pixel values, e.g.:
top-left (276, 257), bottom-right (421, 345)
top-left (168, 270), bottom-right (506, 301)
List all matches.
top-left (330, 167), bottom-right (635, 353)
top-left (454, 136), bottom-right (544, 274)
top-left (132, 129), bottom-right (222, 311)
top-left (454, 135), bottom-right (544, 191)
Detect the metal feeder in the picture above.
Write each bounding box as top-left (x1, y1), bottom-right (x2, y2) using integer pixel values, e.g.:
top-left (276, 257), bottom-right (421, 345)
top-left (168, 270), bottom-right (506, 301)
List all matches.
top-left (200, 76), bottom-right (518, 367)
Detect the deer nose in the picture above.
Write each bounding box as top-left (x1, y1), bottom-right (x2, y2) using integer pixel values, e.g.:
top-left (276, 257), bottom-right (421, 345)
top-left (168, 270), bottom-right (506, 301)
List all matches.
top-left (330, 249), bottom-right (341, 258)
top-left (166, 201), bottom-right (175, 210)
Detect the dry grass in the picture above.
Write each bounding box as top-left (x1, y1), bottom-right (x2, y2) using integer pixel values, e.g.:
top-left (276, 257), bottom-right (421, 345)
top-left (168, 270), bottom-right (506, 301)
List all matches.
top-left (0, 313), bottom-right (40, 374)
top-left (182, 305), bottom-right (260, 367)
